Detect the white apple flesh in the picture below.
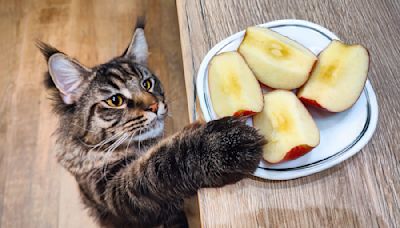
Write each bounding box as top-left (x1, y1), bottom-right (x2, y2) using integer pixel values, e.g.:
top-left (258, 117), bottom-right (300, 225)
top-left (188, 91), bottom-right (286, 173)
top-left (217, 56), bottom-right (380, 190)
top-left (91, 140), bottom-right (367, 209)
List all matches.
top-left (298, 40), bottom-right (369, 112)
top-left (238, 27), bottom-right (317, 90)
top-left (208, 51), bottom-right (264, 117)
top-left (253, 90), bottom-right (320, 163)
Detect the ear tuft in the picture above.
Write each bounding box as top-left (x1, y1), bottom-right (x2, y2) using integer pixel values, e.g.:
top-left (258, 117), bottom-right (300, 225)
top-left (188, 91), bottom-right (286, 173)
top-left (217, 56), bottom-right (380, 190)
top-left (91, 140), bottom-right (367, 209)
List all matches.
top-left (135, 16), bottom-right (146, 30)
top-left (36, 40), bottom-right (63, 61)
top-left (122, 17), bottom-right (148, 65)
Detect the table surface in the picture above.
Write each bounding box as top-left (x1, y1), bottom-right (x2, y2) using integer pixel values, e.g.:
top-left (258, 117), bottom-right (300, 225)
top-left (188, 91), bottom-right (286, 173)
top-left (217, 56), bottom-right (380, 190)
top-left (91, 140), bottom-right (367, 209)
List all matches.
top-left (176, 0), bottom-right (400, 227)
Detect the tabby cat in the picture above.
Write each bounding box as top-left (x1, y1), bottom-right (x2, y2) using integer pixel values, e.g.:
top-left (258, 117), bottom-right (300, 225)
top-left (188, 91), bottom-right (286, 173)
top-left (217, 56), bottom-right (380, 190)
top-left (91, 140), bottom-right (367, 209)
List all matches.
top-left (38, 19), bottom-right (265, 228)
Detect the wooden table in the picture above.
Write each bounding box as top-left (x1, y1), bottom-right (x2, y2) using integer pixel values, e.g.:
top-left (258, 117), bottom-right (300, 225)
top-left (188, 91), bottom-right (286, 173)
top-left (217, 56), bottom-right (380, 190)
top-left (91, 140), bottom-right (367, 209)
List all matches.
top-left (177, 0), bottom-right (400, 227)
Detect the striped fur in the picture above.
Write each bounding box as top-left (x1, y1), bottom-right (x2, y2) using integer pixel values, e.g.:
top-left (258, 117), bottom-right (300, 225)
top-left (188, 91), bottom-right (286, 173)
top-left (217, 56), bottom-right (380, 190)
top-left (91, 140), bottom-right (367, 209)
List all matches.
top-left (39, 20), bottom-right (265, 228)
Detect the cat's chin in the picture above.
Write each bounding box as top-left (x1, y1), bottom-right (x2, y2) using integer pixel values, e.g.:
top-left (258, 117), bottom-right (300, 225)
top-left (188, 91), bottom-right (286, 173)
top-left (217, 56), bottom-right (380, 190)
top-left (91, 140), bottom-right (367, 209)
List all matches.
top-left (132, 120), bottom-right (164, 142)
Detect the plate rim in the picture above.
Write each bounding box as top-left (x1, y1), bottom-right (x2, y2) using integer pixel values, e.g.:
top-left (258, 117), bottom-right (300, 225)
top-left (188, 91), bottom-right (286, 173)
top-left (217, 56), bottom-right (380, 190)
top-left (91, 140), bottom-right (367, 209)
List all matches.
top-left (196, 19), bottom-right (379, 180)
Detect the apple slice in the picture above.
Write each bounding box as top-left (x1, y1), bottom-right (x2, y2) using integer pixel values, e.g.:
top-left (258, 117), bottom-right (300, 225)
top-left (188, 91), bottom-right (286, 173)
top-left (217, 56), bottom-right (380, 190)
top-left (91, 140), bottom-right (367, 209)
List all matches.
top-left (253, 90), bottom-right (320, 163)
top-left (238, 26), bottom-right (317, 90)
top-left (208, 51), bottom-right (264, 117)
top-left (297, 40), bottom-right (369, 112)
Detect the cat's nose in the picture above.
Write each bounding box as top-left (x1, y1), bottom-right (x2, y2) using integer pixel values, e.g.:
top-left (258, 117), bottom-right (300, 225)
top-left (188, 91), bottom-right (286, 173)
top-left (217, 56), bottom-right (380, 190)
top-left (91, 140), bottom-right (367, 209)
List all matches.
top-left (145, 102), bottom-right (158, 113)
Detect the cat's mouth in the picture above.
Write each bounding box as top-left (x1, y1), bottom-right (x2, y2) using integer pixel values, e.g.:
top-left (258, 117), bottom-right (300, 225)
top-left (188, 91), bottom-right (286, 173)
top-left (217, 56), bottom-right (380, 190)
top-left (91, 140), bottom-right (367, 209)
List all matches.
top-left (131, 101), bottom-right (167, 140)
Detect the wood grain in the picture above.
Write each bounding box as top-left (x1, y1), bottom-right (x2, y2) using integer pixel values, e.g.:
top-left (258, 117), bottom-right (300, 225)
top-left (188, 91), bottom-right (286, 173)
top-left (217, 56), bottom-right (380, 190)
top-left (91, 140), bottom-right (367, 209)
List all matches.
top-left (0, 0), bottom-right (191, 227)
top-left (177, 0), bottom-right (400, 227)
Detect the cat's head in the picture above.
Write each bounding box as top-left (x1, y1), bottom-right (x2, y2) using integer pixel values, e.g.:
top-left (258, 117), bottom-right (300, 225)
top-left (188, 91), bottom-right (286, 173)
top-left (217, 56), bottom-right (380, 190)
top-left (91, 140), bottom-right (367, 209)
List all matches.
top-left (38, 21), bottom-right (167, 147)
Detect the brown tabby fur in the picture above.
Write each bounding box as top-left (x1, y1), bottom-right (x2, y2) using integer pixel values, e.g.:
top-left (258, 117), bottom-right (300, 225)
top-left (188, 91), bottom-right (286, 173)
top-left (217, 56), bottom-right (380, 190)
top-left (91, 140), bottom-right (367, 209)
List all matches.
top-left (38, 18), bottom-right (265, 227)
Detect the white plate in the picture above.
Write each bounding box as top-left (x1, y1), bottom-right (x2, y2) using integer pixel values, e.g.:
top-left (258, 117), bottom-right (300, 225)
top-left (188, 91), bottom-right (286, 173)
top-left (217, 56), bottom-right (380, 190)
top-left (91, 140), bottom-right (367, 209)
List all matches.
top-left (196, 19), bottom-right (379, 180)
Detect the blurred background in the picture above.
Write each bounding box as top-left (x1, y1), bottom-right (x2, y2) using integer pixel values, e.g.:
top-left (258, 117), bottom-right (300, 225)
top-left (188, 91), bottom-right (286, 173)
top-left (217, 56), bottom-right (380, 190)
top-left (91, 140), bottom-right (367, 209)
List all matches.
top-left (0, 0), bottom-right (198, 227)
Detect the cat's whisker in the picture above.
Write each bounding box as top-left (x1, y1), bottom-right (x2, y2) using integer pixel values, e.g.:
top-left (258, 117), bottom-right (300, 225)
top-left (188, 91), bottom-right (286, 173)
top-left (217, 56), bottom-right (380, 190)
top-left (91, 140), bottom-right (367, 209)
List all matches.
top-left (89, 134), bottom-right (127, 180)
top-left (110, 133), bottom-right (129, 151)
top-left (98, 133), bottom-right (129, 182)
top-left (124, 132), bottom-right (135, 166)
top-left (105, 133), bottom-right (129, 162)
top-left (91, 132), bottom-right (128, 180)
top-left (88, 132), bottom-right (124, 151)
top-left (99, 132), bottom-right (125, 147)
top-left (104, 133), bottom-right (129, 156)
top-left (86, 134), bottom-right (118, 149)
top-left (74, 126), bottom-right (116, 148)
top-left (80, 134), bottom-right (118, 148)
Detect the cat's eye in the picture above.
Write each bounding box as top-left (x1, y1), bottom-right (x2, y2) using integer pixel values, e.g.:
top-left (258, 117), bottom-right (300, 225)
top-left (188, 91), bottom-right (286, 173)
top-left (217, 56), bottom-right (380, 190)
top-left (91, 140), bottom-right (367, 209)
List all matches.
top-left (142, 79), bottom-right (153, 91)
top-left (105, 94), bottom-right (125, 107)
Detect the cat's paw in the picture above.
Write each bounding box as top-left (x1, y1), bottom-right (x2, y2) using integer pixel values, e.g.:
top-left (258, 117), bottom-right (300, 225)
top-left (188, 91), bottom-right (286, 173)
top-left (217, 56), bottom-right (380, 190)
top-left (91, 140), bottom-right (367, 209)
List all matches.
top-left (201, 116), bottom-right (266, 186)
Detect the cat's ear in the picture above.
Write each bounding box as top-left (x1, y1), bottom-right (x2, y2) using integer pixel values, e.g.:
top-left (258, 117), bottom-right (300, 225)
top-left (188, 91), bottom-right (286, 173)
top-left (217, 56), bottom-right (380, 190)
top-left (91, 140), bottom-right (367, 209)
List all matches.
top-left (123, 18), bottom-right (148, 65)
top-left (37, 41), bottom-right (92, 104)
top-left (48, 54), bottom-right (92, 104)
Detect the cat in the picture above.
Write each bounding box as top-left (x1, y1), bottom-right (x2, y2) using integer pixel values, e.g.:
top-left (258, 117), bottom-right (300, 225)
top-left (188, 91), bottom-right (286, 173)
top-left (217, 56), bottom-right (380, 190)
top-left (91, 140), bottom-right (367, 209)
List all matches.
top-left (38, 18), bottom-right (265, 228)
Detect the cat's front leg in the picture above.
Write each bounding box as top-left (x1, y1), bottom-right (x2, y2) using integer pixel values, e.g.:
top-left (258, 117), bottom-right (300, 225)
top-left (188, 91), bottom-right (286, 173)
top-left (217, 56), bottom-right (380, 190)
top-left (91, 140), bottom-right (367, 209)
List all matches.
top-left (141, 116), bottom-right (265, 197)
top-left (98, 117), bottom-right (264, 226)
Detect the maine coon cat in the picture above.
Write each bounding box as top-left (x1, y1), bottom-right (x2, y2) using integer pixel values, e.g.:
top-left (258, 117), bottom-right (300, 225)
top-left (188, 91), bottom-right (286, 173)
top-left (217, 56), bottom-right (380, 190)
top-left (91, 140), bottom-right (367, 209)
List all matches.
top-left (38, 19), bottom-right (265, 227)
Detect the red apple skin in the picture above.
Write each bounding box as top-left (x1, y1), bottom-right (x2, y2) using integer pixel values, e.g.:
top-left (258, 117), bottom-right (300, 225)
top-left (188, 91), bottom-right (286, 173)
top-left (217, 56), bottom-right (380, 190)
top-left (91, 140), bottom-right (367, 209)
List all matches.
top-left (264, 144), bottom-right (314, 164)
top-left (282, 145), bottom-right (313, 162)
top-left (298, 97), bottom-right (324, 109)
top-left (299, 96), bottom-right (333, 112)
top-left (233, 110), bottom-right (257, 117)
